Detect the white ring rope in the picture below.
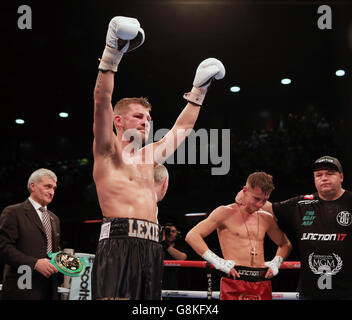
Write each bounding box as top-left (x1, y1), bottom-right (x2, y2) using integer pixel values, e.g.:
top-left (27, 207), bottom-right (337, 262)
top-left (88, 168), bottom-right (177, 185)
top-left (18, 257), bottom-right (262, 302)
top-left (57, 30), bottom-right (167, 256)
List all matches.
top-left (162, 290), bottom-right (299, 300)
top-left (0, 259), bottom-right (300, 300)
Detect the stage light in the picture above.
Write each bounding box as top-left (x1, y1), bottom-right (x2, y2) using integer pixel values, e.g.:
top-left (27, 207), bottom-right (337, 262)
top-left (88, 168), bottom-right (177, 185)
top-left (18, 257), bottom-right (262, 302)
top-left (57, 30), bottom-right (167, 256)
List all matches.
top-left (15, 119), bottom-right (25, 124)
top-left (59, 112), bottom-right (69, 118)
top-left (335, 69), bottom-right (345, 77)
top-left (230, 86), bottom-right (241, 93)
top-left (184, 212), bottom-right (207, 217)
top-left (281, 78), bottom-right (291, 85)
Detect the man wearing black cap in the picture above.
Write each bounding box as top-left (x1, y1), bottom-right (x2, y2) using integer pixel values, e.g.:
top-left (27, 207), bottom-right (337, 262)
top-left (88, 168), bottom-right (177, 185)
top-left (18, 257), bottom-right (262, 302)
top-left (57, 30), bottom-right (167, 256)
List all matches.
top-left (236, 155), bottom-right (352, 299)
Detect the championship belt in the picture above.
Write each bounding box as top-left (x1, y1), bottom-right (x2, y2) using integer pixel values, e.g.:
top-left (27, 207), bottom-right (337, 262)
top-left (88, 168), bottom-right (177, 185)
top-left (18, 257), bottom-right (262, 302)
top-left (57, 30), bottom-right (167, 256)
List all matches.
top-left (48, 251), bottom-right (85, 277)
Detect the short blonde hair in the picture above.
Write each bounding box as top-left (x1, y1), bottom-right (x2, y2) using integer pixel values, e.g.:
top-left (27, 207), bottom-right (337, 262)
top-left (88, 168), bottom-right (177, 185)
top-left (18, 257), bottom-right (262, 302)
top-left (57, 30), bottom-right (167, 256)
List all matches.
top-left (154, 164), bottom-right (168, 185)
top-left (113, 97), bottom-right (151, 116)
top-left (246, 171), bottom-right (274, 195)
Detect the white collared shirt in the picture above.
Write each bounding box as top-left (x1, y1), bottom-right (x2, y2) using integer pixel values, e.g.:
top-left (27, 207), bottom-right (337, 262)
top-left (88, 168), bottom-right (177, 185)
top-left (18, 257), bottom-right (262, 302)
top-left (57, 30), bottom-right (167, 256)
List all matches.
top-left (28, 197), bottom-right (47, 223)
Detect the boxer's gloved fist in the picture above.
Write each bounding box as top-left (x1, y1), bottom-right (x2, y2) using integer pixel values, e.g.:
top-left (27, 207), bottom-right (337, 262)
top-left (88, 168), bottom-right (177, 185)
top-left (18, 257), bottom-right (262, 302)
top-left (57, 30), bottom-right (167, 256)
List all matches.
top-left (202, 249), bottom-right (235, 275)
top-left (184, 58), bottom-right (225, 106)
top-left (106, 16), bottom-right (145, 53)
top-left (265, 256), bottom-right (283, 277)
top-left (99, 16), bottom-right (145, 72)
top-left (193, 58), bottom-right (225, 89)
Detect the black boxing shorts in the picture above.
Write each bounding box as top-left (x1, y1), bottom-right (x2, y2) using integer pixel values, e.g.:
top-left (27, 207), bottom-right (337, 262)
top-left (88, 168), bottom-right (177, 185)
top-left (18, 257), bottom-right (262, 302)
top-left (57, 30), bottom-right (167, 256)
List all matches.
top-left (91, 217), bottom-right (164, 300)
top-left (220, 266), bottom-right (272, 300)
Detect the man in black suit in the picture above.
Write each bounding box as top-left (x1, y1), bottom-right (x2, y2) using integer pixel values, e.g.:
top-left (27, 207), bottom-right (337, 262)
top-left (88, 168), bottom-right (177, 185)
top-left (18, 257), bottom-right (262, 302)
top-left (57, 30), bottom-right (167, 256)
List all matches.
top-left (0, 168), bottom-right (61, 300)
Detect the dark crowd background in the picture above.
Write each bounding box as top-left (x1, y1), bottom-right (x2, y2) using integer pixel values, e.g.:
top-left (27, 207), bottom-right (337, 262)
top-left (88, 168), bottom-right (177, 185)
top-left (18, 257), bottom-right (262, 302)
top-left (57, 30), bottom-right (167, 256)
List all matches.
top-left (1, 0), bottom-right (351, 294)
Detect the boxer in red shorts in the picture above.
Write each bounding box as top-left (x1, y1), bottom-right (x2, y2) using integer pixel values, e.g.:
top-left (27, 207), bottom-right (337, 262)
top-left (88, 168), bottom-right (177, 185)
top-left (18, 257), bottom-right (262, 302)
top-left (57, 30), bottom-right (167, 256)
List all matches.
top-left (186, 172), bottom-right (292, 300)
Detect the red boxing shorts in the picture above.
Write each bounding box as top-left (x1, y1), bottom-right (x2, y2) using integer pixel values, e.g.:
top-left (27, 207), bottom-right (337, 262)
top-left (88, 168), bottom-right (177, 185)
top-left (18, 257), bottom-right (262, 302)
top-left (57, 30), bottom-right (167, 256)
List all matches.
top-left (220, 266), bottom-right (272, 300)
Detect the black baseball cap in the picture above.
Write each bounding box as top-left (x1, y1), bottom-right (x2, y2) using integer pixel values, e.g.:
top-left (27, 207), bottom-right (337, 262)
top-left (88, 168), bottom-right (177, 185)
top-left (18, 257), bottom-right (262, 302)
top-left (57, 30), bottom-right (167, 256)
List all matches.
top-left (312, 156), bottom-right (343, 173)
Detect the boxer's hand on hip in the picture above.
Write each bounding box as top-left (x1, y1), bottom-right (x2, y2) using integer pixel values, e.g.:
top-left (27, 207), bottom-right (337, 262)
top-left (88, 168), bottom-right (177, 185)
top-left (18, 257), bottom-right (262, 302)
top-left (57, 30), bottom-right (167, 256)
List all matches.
top-left (265, 256), bottom-right (284, 277)
top-left (202, 249), bottom-right (235, 275)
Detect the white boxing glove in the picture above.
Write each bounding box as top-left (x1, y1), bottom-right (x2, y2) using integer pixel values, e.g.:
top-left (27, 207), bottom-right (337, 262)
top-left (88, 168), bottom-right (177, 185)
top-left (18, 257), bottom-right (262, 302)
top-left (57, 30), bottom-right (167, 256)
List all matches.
top-left (184, 58), bottom-right (225, 106)
top-left (264, 256), bottom-right (284, 277)
top-left (202, 249), bottom-right (235, 275)
top-left (193, 58), bottom-right (225, 89)
top-left (99, 16), bottom-right (145, 72)
top-left (105, 16), bottom-right (145, 53)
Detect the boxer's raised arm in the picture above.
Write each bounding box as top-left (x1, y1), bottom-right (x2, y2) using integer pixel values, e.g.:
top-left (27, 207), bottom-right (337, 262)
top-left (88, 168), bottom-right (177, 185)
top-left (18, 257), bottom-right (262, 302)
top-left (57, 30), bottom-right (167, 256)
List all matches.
top-left (93, 71), bottom-right (115, 155)
top-left (93, 16), bottom-right (145, 155)
top-left (151, 58), bottom-right (225, 164)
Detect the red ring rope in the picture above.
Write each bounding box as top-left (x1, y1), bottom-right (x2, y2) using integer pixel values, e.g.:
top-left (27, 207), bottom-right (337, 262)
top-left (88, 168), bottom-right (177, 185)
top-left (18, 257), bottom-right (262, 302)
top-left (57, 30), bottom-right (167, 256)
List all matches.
top-left (164, 260), bottom-right (300, 269)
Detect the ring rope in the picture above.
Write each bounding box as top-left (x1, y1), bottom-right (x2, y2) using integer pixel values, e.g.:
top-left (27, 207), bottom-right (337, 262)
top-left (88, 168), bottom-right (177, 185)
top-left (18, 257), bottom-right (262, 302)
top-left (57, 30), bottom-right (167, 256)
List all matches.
top-left (164, 260), bottom-right (301, 269)
top-left (163, 260), bottom-right (300, 300)
top-left (1, 260), bottom-right (300, 298)
top-left (161, 290), bottom-right (299, 300)
top-left (54, 287), bottom-right (299, 300)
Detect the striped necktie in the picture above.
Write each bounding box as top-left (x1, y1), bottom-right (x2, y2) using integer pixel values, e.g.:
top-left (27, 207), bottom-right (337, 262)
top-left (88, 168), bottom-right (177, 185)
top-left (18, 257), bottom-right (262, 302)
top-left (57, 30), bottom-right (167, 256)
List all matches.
top-left (39, 207), bottom-right (53, 253)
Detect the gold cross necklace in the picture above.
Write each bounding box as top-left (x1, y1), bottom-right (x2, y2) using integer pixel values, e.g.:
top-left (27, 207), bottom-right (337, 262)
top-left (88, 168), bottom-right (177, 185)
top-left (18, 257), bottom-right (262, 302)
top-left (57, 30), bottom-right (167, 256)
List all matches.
top-left (240, 207), bottom-right (260, 266)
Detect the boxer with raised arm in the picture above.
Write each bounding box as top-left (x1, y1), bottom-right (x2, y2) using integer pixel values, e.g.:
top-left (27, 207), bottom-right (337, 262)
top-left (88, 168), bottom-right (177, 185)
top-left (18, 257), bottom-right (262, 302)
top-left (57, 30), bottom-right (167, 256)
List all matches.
top-left (186, 172), bottom-right (292, 300)
top-left (91, 16), bottom-right (225, 300)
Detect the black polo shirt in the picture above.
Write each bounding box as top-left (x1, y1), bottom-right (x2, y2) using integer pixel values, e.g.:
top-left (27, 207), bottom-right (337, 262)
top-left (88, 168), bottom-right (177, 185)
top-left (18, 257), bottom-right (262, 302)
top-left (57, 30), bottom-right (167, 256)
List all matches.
top-left (272, 190), bottom-right (352, 298)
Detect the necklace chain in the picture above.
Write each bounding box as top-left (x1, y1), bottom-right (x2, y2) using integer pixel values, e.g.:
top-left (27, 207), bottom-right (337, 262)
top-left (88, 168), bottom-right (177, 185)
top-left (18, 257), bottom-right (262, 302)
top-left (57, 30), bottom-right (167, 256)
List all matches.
top-left (240, 206), bottom-right (259, 264)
